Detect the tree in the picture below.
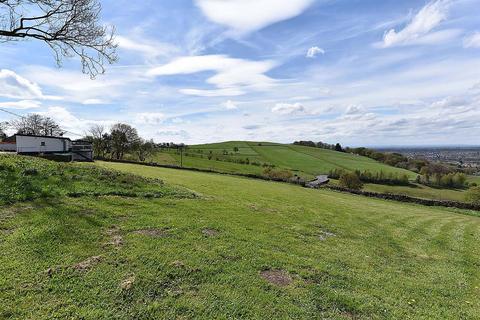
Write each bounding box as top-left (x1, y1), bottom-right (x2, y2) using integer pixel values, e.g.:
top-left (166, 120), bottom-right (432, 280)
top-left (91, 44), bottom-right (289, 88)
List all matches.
top-left (0, 122), bottom-right (7, 140)
top-left (0, 0), bottom-right (117, 77)
top-left (339, 172), bottom-right (363, 190)
top-left (233, 146), bottom-right (239, 153)
top-left (87, 124), bottom-right (107, 158)
top-left (133, 139), bottom-right (154, 162)
top-left (110, 123), bottom-right (139, 160)
top-left (335, 143), bottom-right (343, 152)
top-left (10, 114), bottom-right (64, 136)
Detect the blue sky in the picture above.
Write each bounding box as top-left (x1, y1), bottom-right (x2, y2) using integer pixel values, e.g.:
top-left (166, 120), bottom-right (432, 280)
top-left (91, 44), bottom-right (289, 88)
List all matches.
top-left (1, 0), bottom-right (480, 146)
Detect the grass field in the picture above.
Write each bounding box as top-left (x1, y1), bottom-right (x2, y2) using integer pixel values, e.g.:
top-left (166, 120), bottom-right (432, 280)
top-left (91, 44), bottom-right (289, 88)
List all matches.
top-left (328, 179), bottom-right (468, 202)
top-left (150, 141), bottom-right (417, 180)
top-left (2, 156), bottom-right (479, 319)
top-left (468, 175), bottom-right (480, 184)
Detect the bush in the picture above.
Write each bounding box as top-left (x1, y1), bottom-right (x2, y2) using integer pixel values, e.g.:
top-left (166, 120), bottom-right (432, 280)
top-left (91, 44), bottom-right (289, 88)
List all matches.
top-left (465, 186), bottom-right (480, 205)
top-left (339, 172), bottom-right (363, 190)
top-left (262, 167), bottom-right (293, 181)
top-left (329, 169), bottom-right (410, 186)
top-left (419, 172), bottom-right (467, 188)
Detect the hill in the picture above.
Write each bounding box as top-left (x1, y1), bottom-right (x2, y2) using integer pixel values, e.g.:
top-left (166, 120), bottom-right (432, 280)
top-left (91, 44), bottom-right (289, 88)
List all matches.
top-left (149, 141), bottom-right (417, 180)
top-left (1, 157), bottom-right (479, 319)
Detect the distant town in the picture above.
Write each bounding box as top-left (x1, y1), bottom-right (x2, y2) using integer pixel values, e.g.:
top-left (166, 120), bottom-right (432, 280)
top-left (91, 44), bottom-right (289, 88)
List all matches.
top-left (377, 147), bottom-right (480, 174)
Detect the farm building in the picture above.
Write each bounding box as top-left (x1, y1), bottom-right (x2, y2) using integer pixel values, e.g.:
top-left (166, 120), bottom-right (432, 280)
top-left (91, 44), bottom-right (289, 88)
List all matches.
top-left (0, 134), bottom-right (93, 161)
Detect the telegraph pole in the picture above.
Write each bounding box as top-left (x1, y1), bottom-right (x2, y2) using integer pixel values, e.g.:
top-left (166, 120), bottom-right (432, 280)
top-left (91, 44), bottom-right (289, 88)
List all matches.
top-left (180, 147), bottom-right (183, 168)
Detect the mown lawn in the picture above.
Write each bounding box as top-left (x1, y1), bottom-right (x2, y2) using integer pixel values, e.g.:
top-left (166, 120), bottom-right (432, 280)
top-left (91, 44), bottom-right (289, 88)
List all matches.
top-left (1, 159), bottom-right (479, 319)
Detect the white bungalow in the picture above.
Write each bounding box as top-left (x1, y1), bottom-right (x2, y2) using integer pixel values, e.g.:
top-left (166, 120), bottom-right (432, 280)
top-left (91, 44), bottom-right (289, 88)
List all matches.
top-left (1, 134), bottom-right (94, 161)
top-left (3, 134), bottom-right (72, 154)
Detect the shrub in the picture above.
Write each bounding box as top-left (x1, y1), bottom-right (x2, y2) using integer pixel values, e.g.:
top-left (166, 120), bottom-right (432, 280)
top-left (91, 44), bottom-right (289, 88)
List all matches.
top-left (329, 169), bottom-right (409, 186)
top-left (339, 172), bottom-right (363, 190)
top-left (262, 167), bottom-right (293, 181)
top-left (465, 186), bottom-right (480, 205)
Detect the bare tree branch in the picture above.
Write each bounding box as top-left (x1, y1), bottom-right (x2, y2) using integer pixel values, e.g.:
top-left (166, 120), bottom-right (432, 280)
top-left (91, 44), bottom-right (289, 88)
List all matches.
top-left (0, 0), bottom-right (117, 78)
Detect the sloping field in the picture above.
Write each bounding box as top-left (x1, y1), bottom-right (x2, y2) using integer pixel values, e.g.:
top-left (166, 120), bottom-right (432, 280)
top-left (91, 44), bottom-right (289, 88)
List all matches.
top-left (156, 141), bottom-right (417, 179)
top-left (2, 158), bottom-right (479, 319)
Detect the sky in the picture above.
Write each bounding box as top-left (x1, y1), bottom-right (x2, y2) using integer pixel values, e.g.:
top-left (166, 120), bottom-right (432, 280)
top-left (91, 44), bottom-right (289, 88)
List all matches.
top-left (1, 0), bottom-right (480, 146)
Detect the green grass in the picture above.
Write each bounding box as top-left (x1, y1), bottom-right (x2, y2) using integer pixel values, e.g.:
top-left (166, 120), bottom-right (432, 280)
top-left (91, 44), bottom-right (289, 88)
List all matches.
top-left (358, 182), bottom-right (467, 202)
top-left (2, 158), bottom-right (480, 319)
top-left (468, 175), bottom-right (480, 185)
top-left (0, 154), bottom-right (189, 205)
top-left (150, 141), bottom-right (417, 180)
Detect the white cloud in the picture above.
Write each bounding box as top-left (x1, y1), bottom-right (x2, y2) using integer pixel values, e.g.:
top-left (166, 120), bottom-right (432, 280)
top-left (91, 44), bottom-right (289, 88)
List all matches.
top-left (306, 46), bottom-right (325, 58)
top-left (344, 104), bottom-right (365, 115)
top-left (135, 112), bottom-right (165, 125)
top-left (116, 36), bottom-right (179, 60)
top-left (464, 32), bottom-right (480, 48)
top-left (37, 106), bottom-right (116, 138)
top-left (149, 55), bottom-right (277, 97)
top-left (223, 100), bottom-right (238, 110)
top-left (194, 0), bottom-right (315, 34)
top-left (271, 102), bottom-right (306, 115)
top-left (82, 99), bottom-right (107, 105)
top-left (0, 100), bottom-right (42, 110)
top-left (431, 96), bottom-right (467, 108)
top-left (0, 69), bottom-right (44, 99)
top-left (380, 0), bottom-right (451, 48)
top-left (179, 88), bottom-right (245, 97)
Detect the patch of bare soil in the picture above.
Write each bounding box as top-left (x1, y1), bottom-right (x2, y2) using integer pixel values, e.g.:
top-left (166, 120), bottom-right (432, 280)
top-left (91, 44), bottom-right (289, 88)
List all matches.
top-left (319, 230), bottom-right (336, 241)
top-left (0, 228), bottom-right (14, 235)
top-left (72, 256), bottom-right (103, 272)
top-left (104, 226), bottom-right (123, 248)
top-left (260, 269), bottom-right (293, 287)
top-left (171, 260), bottom-right (186, 268)
top-left (340, 311), bottom-right (358, 319)
top-left (120, 275), bottom-right (136, 290)
top-left (133, 228), bottom-right (170, 238)
top-left (202, 228), bottom-right (219, 237)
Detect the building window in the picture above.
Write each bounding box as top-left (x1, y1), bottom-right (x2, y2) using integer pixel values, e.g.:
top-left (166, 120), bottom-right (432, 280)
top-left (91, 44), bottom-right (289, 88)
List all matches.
top-left (41, 142), bottom-right (46, 146)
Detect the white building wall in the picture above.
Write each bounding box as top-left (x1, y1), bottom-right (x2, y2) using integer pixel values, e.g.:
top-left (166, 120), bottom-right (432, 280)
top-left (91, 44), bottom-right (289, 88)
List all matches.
top-left (16, 136), bottom-right (71, 153)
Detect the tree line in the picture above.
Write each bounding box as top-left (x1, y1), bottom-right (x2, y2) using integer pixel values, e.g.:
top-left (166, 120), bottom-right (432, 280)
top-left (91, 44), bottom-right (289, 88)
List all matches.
top-left (329, 169), bottom-right (410, 186)
top-left (293, 140), bottom-right (344, 152)
top-left (1, 114), bottom-right (64, 138)
top-left (85, 124), bottom-right (155, 161)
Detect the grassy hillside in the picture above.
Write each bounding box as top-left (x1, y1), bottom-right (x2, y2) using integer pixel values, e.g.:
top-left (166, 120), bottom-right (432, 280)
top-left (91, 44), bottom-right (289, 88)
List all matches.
top-left (150, 141), bottom-right (417, 180)
top-left (2, 157), bottom-right (479, 319)
top-left (0, 155), bottom-right (190, 205)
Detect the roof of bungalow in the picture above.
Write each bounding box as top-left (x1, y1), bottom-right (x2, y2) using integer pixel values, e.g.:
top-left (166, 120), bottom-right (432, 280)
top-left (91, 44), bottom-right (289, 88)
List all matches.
top-left (5, 134), bottom-right (72, 142)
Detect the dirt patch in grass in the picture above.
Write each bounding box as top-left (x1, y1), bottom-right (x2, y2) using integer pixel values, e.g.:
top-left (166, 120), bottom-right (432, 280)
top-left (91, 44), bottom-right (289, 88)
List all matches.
top-left (319, 230), bottom-right (336, 241)
top-left (120, 275), bottom-right (136, 290)
top-left (260, 269), bottom-right (292, 287)
top-left (171, 260), bottom-right (185, 268)
top-left (202, 228), bottom-right (219, 237)
top-left (0, 228), bottom-right (14, 235)
top-left (72, 256), bottom-right (103, 272)
top-left (133, 228), bottom-right (171, 238)
top-left (104, 226), bottom-right (123, 248)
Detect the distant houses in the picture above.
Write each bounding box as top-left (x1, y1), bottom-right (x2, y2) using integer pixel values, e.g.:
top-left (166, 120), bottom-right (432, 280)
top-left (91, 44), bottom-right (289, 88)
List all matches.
top-left (0, 134), bottom-right (93, 161)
